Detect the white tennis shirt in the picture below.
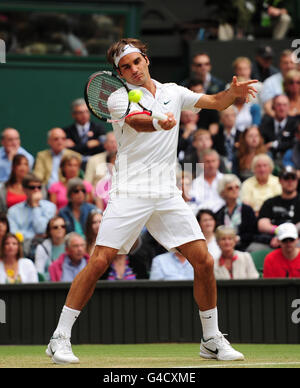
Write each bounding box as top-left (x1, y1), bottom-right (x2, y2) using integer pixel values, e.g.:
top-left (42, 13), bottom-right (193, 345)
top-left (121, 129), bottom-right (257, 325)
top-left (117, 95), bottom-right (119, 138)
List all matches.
top-left (108, 79), bottom-right (203, 198)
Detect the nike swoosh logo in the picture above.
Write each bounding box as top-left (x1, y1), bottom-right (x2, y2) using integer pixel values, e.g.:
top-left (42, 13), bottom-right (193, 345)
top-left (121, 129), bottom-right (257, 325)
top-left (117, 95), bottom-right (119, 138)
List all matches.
top-left (164, 100), bottom-right (171, 105)
top-left (203, 345), bottom-right (219, 355)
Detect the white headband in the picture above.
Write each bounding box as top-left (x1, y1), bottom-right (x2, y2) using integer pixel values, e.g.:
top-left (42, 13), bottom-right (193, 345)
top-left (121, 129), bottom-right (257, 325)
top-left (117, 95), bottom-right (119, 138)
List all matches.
top-left (114, 44), bottom-right (142, 67)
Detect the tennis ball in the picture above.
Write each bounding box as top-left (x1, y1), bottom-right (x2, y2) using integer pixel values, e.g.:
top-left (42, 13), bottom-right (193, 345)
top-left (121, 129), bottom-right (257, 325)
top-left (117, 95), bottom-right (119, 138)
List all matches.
top-left (128, 89), bottom-right (143, 103)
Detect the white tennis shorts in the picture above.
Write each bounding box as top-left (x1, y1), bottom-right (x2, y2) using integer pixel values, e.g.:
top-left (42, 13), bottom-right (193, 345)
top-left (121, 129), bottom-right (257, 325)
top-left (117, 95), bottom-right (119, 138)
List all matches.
top-left (95, 195), bottom-right (205, 254)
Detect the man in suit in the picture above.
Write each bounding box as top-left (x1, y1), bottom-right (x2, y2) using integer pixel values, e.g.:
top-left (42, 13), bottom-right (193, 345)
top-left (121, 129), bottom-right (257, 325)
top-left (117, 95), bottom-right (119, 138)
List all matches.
top-left (63, 98), bottom-right (107, 169)
top-left (34, 127), bottom-right (82, 188)
top-left (259, 94), bottom-right (297, 165)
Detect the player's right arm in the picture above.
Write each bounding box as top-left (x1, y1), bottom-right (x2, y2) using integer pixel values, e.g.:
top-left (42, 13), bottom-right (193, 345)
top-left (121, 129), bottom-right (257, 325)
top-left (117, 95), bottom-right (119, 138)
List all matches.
top-left (125, 112), bottom-right (176, 132)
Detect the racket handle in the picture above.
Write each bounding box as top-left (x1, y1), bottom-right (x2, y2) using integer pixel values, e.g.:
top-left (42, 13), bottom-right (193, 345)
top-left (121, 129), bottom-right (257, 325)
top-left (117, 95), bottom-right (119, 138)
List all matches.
top-left (152, 112), bottom-right (168, 121)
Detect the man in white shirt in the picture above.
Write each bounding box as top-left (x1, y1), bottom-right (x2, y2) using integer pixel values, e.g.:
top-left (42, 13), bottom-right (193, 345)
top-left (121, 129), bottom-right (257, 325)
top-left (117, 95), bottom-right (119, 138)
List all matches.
top-left (47, 38), bottom-right (257, 364)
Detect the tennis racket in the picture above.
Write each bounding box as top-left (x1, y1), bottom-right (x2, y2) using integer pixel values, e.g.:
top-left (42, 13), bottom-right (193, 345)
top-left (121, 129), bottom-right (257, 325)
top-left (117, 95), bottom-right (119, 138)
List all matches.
top-left (84, 70), bottom-right (168, 123)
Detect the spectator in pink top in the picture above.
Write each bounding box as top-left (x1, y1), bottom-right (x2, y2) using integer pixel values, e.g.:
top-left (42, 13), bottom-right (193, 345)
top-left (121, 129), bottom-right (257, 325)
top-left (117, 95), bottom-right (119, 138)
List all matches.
top-left (95, 152), bottom-right (117, 211)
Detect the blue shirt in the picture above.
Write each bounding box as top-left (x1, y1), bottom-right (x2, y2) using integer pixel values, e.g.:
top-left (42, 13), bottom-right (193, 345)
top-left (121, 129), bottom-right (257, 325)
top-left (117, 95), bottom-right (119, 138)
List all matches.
top-left (149, 252), bottom-right (194, 281)
top-left (48, 150), bottom-right (63, 188)
top-left (7, 200), bottom-right (56, 239)
top-left (61, 255), bottom-right (87, 282)
top-left (0, 146), bottom-right (34, 182)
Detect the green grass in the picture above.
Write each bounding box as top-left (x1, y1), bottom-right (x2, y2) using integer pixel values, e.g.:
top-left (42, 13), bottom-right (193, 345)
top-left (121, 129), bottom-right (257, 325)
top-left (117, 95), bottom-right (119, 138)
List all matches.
top-left (1, 343), bottom-right (300, 368)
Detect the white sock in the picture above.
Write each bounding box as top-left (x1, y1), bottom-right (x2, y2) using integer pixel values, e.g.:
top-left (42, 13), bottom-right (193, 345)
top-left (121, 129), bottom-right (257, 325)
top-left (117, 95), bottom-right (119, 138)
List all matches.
top-left (199, 307), bottom-right (220, 341)
top-left (53, 305), bottom-right (81, 338)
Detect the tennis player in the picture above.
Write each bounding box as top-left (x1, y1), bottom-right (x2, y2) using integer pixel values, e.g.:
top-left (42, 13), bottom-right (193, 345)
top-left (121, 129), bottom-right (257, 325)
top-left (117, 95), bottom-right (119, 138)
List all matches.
top-left (46, 38), bottom-right (257, 364)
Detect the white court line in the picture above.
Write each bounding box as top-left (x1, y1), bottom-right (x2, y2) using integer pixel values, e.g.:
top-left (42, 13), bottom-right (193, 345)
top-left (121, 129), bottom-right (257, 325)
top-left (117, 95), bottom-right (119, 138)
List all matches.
top-left (179, 361), bottom-right (300, 368)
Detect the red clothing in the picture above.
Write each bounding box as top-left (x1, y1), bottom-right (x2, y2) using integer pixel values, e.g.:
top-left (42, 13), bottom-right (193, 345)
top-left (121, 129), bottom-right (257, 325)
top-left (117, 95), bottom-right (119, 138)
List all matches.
top-left (49, 252), bottom-right (89, 281)
top-left (263, 248), bottom-right (300, 278)
top-left (6, 190), bottom-right (26, 208)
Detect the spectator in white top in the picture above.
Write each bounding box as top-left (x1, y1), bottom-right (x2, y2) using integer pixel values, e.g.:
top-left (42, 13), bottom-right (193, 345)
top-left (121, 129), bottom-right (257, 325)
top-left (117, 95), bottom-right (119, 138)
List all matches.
top-left (196, 209), bottom-right (221, 261)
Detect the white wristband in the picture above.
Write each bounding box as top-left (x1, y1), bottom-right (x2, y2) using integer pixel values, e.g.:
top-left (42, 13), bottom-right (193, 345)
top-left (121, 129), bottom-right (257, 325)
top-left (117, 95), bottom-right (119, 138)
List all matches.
top-left (152, 118), bottom-right (164, 131)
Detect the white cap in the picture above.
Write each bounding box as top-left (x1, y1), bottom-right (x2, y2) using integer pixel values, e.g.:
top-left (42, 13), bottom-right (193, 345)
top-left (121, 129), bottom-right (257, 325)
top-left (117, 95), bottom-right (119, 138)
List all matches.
top-left (114, 44), bottom-right (142, 67)
top-left (276, 223), bottom-right (298, 241)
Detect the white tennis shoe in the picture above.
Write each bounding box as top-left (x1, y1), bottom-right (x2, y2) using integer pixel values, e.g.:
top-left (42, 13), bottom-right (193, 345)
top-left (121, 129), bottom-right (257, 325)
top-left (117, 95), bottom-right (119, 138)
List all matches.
top-left (200, 333), bottom-right (244, 361)
top-left (46, 332), bottom-right (79, 364)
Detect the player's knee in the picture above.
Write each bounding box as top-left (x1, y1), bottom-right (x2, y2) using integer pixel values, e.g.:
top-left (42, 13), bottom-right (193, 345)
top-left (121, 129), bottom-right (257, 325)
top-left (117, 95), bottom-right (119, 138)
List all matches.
top-left (193, 248), bottom-right (214, 276)
top-left (90, 247), bottom-right (116, 276)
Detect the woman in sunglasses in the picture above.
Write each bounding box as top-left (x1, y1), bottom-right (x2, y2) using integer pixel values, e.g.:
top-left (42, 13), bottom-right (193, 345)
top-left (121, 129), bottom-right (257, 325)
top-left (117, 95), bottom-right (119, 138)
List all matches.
top-left (283, 69), bottom-right (300, 117)
top-left (35, 216), bottom-right (67, 280)
top-left (58, 178), bottom-right (97, 236)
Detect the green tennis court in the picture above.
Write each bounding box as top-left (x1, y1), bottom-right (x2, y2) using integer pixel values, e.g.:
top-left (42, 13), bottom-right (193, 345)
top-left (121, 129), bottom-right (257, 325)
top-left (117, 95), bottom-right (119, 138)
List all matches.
top-left (1, 343), bottom-right (300, 368)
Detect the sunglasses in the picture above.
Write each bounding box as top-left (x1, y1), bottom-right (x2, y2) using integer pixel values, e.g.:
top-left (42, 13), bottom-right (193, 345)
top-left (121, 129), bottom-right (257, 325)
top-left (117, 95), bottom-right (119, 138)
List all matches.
top-left (51, 224), bottom-right (66, 230)
top-left (288, 80), bottom-right (300, 85)
top-left (282, 175), bottom-right (297, 180)
top-left (27, 185), bottom-right (42, 190)
top-left (72, 188), bottom-right (86, 194)
top-left (193, 62), bottom-right (210, 67)
top-left (281, 238), bottom-right (296, 243)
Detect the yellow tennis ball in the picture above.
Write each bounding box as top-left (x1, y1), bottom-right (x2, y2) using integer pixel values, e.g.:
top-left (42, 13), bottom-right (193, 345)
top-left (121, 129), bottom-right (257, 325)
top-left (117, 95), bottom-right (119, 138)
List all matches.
top-left (128, 89), bottom-right (143, 103)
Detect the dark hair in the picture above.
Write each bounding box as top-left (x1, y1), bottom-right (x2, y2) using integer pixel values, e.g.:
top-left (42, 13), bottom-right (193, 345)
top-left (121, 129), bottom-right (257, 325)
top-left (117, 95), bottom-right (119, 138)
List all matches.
top-left (85, 209), bottom-right (103, 253)
top-left (107, 38), bottom-right (148, 69)
top-left (0, 212), bottom-right (9, 233)
top-left (60, 154), bottom-right (81, 178)
top-left (46, 216), bottom-right (66, 239)
top-left (6, 154), bottom-right (29, 187)
top-left (1, 233), bottom-right (23, 260)
top-left (196, 209), bottom-right (216, 223)
top-left (22, 172), bottom-right (42, 189)
top-left (106, 151), bottom-right (117, 164)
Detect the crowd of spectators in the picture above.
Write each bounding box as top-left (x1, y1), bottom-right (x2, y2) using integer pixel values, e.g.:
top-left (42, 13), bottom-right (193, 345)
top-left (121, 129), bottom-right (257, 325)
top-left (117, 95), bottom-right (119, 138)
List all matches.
top-left (1, 42), bottom-right (300, 284)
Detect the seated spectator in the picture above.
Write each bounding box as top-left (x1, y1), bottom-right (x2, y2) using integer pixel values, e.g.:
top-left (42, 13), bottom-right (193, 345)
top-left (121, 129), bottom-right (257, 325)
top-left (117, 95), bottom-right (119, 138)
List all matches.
top-left (177, 110), bottom-right (199, 158)
top-left (84, 131), bottom-right (118, 189)
top-left (251, 45), bottom-right (279, 83)
top-left (254, 166), bottom-right (300, 251)
top-left (63, 98), bottom-right (106, 169)
top-left (190, 149), bottom-right (225, 213)
top-left (48, 153), bottom-right (94, 211)
top-left (0, 212), bottom-right (9, 248)
top-left (214, 226), bottom-right (259, 280)
top-left (196, 209), bottom-right (221, 261)
top-left (149, 251), bottom-right (194, 281)
top-left (7, 173), bottom-right (56, 258)
top-left (283, 122), bottom-right (300, 173)
top-left (34, 127), bottom-right (82, 188)
top-left (58, 178), bottom-right (96, 236)
top-left (283, 69), bottom-right (300, 117)
top-left (0, 127), bottom-right (34, 183)
top-left (215, 174), bottom-right (257, 251)
top-left (95, 152), bottom-right (116, 211)
top-left (259, 95), bottom-right (297, 165)
top-left (176, 170), bottom-right (198, 215)
top-left (49, 232), bottom-right (89, 282)
top-left (0, 233), bottom-right (38, 284)
top-left (263, 223), bottom-right (300, 278)
top-left (0, 154), bottom-right (29, 213)
top-left (212, 106), bottom-right (239, 172)
top-left (241, 153), bottom-right (282, 215)
top-left (35, 216), bottom-right (67, 280)
top-left (260, 50), bottom-right (296, 117)
top-left (85, 209), bottom-right (103, 256)
top-left (107, 254), bottom-right (136, 281)
top-left (233, 125), bottom-right (266, 182)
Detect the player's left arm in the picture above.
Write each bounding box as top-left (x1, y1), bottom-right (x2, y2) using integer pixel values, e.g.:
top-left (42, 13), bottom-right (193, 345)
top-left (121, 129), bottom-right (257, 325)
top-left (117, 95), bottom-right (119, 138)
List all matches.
top-left (195, 76), bottom-right (258, 111)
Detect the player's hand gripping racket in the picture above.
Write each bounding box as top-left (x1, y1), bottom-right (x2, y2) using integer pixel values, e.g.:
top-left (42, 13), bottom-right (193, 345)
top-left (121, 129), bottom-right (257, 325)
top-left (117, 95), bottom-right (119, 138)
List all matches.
top-left (84, 71), bottom-right (168, 123)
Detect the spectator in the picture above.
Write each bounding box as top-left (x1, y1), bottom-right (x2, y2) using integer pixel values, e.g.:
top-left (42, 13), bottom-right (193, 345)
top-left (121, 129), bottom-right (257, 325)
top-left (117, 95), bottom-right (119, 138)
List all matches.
top-left (177, 110), bottom-right (200, 158)
top-left (48, 153), bottom-right (94, 211)
top-left (0, 154), bottom-right (29, 213)
top-left (58, 178), bottom-right (96, 236)
top-left (149, 251), bottom-right (194, 281)
top-left (215, 174), bottom-right (257, 251)
top-left (84, 131), bottom-right (118, 189)
top-left (283, 69), bottom-right (300, 117)
top-left (251, 45), bottom-right (279, 83)
top-left (233, 125), bottom-right (266, 182)
top-left (0, 128), bottom-right (34, 183)
top-left (181, 52), bottom-right (225, 94)
top-left (214, 226), bottom-right (259, 280)
top-left (94, 152), bottom-right (116, 211)
top-left (0, 212), bottom-right (9, 248)
top-left (263, 222), bottom-right (300, 278)
top-left (190, 149), bottom-right (225, 213)
top-left (7, 173), bottom-right (56, 258)
top-left (49, 232), bottom-right (89, 282)
top-left (176, 170), bottom-right (198, 215)
top-left (34, 127), bottom-right (82, 188)
top-left (254, 166), bottom-right (300, 251)
top-left (196, 209), bottom-right (221, 261)
top-left (212, 106), bottom-right (239, 172)
top-left (63, 98), bottom-right (106, 169)
top-left (260, 50), bottom-right (296, 116)
top-left (240, 153), bottom-right (282, 215)
top-left (85, 209), bottom-right (103, 256)
top-left (35, 216), bottom-right (67, 280)
top-left (107, 254), bottom-right (136, 281)
top-left (0, 233), bottom-right (38, 284)
top-left (259, 94), bottom-right (297, 165)
top-left (283, 122), bottom-right (300, 173)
